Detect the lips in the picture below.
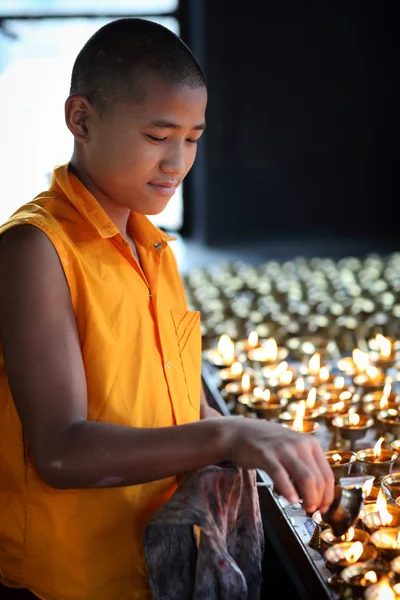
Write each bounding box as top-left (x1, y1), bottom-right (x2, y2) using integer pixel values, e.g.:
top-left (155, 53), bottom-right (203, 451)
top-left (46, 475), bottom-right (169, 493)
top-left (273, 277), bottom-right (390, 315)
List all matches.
top-left (147, 181), bottom-right (179, 196)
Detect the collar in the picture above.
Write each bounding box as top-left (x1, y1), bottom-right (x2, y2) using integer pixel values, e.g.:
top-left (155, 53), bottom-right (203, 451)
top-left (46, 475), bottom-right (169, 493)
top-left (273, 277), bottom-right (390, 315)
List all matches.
top-left (49, 163), bottom-right (176, 252)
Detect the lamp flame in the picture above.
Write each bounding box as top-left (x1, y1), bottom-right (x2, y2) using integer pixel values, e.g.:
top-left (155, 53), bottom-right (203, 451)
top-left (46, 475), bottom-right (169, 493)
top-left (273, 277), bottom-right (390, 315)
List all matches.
top-left (231, 361), bottom-right (243, 376)
top-left (247, 331), bottom-right (259, 349)
top-left (293, 400), bottom-right (306, 432)
top-left (341, 527), bottom-right (355, 542)
top-left (306, 388), bottom-right (317, 409)
top-left (217, 334), bottom-right (235, 363)
top-left (373, 436), bottom-right (385, 459)
top-left (349, 413), bottom-right (360, 426)
top-left (361, 571), bottom-right (378, 586)
top-left (253, 387), bottom-right (264, 400)
top-left (367, 577), bottom-right (394, 599)
top-left (376, 489), bottom-right (393, 526)
top-left (295, 378), bottom-right (305, 393)
top-left (344, 541), bottom-right (363, 563)
top-left (274, 361), bottom-right (288, 377)
top-left (264, 337), bottom-right (278, 361)
top-left (241, 373), bottom-right (251, 392)
top-left (331, 401), bottom-right (345, 413)
top-left (362, 478), bottom-right (375, 498)
top-left (352, 348), bottom-right (370, 372)
top-left (332, 453), bottom-right (342, 464)
top-left (366, 366), bottom-right (381, 381)
top-left (280, 370), bottom-right (294, 385)
top-left (376, 334), bottom-right (392, 359)
top-left (308, 353), bottom-right (320, 375)
top-left (383, 383), bottom-right (392, 398)
top-left (319, 366), bottom-right (330, 382)
top-left (334, 376), bottom-right (345, 389)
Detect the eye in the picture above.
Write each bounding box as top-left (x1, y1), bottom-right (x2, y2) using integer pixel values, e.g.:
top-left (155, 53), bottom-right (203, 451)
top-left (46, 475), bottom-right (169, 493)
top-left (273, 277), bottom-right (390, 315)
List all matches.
top-left (186, 138), bottom-right (199, 144)
top-left (146, 135), bottom-right (167, 143)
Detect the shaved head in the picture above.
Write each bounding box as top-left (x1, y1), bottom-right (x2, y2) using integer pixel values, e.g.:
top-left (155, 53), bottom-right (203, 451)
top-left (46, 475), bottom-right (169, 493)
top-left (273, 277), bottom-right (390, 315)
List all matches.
top-left (69, 17), bottom-right (206, 112)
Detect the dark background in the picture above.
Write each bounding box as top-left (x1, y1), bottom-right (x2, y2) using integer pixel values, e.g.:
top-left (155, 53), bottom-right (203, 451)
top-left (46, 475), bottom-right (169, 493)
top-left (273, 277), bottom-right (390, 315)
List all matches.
top-left (180, 1), bottom-right (398, 249)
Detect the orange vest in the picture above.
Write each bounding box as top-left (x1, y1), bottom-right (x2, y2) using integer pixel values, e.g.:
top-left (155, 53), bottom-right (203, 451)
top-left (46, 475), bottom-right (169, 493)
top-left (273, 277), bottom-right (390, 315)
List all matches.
top-left (0, 164), bottom-right (201, 600)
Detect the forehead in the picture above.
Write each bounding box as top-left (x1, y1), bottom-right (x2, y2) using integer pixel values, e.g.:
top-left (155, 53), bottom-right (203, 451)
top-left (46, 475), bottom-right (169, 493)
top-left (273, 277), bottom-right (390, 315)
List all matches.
top-left (113, 74), bottom-right (207, 126)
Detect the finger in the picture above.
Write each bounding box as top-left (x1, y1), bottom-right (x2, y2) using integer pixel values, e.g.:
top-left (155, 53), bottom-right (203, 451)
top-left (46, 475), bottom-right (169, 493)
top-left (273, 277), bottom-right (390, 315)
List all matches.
top-left (261, 454), bottom-right (300, 505)
top-left (280, 450), bottom-right (322, 513)
top-left (311, 443), bottom-right (335, 513)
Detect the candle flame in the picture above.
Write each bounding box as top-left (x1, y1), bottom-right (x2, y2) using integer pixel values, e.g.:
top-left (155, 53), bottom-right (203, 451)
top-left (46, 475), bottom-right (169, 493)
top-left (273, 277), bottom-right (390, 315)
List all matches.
top-left (262, 389), bottom-right (271, 402)
top-left (306, 388), bottom-right (317, 409)
top-left (241, 373), bottom-right (251, 392)
top-left (367, 577), bottom-right (394, 599)
top-left (280, 370), bottom-right (294, 385)
top-left (308, 352), bottom-right (320, 375)
top-left (231, 361), bottom-right (243, 376)
top-left (253, 387), bottom-right (264, 400)
top-left (362, 478), bottom-right (374, 498)
top-left (295, 378), bottom-right (305, 393)
top-left (247, 330), bottom-right (259, 349)
top-left (274, 361), bottom-right (288, 377)
top-left (344, 541), bottom-right (363, 563)
top-left (353, 348), bottom-right (370, 372)
top-left (217, 334), bottom-right (235, 363)
top-left (361, 571), bottom-right (378, 586)
top-left (293, 400), bottom-right (306, 431)
top-left (383, 383), bottom-right (392, 398)
top-left (376, 334), bottom-right (392, 358)
top-left (374, 436), bottom-right (385, 458)
top-left (366, 366), bottom-right (381, 380)
top-left (333, 376), bottom-right (345, 389)
top-left (380, 396), bottom-right (389, 410)
top-left (376, 489), bottom-right (393, 526)
top-left (332, 453), bottom-right (342, 464)
top-left (264, 337), bottom-right (278, 361)
top-left (319, 366), bottom-right (330, 382)
top-left (349, 413), bottom-right (360, 426)
top-left (341, 527), bottom-right (355, 542)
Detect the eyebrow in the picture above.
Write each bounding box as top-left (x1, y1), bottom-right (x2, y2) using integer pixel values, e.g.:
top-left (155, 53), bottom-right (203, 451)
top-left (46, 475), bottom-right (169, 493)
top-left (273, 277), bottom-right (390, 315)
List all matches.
top-left (147, 119), bottom-right (206, 131)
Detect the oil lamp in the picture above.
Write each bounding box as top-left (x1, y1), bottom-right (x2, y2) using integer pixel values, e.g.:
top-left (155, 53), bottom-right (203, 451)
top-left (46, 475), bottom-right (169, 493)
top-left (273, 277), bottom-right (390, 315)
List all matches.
top-left (280, 400), bottom-right (319, 434)
top-left (222, 372), bottom-right (256, 403)
top-left (332, 412), bottom-right (374, 450)
top-left (364, 577), bottom-right (399, 600)
top-left (353, 366), bottom-right (387, 395)
top-left (247, 336), bottom-right (288, 364)
top-left (325, 540), bottom-right (376, 570)
top-left (261, 360), bottom-right (296, 390)
top-left (321, 526), bottom-right (370, 547)
top-left (382, 472), bottom-right (400, 503)
top-left (316, 376), bottom-right (350, 402)
top-left (246, 387), bottom-right (288, 420)
top-left (324, 450), bottom-right (357, 482)
top-left (362, 477), bottom-right (381, 505)
top-left (204, 333), bottom-right (237, 367)
top-left (370, 527), bottom-right (400, 559)
top-left (277, 377), bottom-right (312, 402)
top-left (216, 360), bottom-right (246, 385)
top-left (341, 564), bottom-right (393, 596)
top-left (363, 384), bottom-right (400, 417)
top-left (283, 388), bottom-right (323, 419)
top-left (356, 436), bottom-right (399, 479)
top-left (377, 408), bottom-right (400, 439)
top-left (361, 489), bottom-right (400, 533)
top-left (337, 348), bottom-right (371, 377)
top-left (369, 334), bottom-right (398, 369)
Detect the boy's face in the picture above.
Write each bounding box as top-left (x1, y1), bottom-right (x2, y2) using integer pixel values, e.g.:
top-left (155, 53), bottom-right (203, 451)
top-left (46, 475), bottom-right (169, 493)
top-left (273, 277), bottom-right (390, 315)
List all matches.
top-left (81, 74), bottom-right (207, 215)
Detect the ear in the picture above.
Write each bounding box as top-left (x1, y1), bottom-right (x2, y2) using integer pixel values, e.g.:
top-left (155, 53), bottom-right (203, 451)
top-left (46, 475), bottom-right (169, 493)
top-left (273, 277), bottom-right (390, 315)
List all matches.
top-left (65, 95), bottom-right (94, 143)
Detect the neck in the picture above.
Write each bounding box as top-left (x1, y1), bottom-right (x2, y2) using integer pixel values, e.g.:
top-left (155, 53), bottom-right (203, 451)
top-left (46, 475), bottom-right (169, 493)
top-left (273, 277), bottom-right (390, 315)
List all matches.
top-left (69, 154), bottom-right (131, 236)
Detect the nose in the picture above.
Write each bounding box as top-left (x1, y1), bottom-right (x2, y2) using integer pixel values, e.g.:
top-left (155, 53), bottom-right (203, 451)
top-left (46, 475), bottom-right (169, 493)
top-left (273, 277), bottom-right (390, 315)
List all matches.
top-left (159, 141), bottom-right (189, 176)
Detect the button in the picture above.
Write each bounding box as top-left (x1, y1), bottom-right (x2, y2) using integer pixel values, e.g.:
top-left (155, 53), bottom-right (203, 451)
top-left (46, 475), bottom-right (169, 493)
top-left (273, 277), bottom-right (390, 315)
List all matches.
top-left (154, 242), bottom-right (163, 249)
top-left (165, 360), bottom-right (173, 369)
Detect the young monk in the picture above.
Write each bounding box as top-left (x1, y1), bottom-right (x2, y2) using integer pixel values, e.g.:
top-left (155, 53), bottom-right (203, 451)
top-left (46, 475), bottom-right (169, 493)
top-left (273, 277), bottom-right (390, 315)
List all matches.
top-left (0, 17), bottom-right (334, 600)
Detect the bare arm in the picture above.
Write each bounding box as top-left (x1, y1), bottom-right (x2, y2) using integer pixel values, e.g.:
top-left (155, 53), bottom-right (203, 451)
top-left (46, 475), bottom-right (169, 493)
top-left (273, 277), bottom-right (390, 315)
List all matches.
top-left (0, 225), bottom-right (334, 513)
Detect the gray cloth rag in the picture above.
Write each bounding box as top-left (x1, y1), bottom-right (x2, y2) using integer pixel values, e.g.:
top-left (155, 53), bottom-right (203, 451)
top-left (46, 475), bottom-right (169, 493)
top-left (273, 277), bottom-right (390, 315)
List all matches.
top-left (144, 463), bottom-right (264, 600)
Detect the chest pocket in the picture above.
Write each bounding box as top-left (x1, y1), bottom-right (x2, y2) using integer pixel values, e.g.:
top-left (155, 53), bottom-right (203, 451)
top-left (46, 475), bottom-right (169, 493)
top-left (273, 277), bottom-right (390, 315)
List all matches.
top-left (171, 310), bottom-right (201, 412)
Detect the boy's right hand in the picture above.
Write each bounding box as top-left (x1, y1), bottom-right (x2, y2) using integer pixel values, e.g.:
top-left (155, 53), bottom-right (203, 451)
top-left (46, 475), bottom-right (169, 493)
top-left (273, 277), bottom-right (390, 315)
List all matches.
top-left (222, 417), bottom-right (335, 515)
